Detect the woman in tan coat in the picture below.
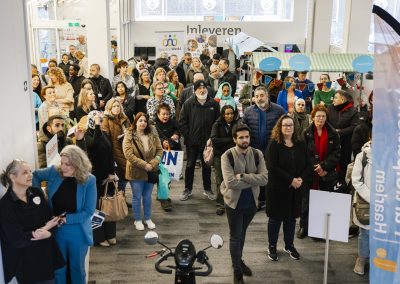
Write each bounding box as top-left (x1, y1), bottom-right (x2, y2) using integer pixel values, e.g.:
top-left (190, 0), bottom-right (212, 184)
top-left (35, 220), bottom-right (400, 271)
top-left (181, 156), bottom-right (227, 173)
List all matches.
top-left (123, 112), bottom-right (162, 231)
top-left (101, 98), bottom-right (131, 188)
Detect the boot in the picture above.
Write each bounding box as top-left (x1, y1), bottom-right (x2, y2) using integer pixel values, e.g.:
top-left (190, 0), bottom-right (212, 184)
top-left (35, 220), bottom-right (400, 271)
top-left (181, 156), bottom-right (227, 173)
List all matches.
top-left (233, 270), bottom-right (244, 284)
top-left (353, 257), bottom-right (366, 275)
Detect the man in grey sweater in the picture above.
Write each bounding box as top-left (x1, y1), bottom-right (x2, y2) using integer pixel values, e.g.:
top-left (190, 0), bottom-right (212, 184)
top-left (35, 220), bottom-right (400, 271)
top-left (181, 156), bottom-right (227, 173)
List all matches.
top-left (220, 124), bottom-right (268, 284)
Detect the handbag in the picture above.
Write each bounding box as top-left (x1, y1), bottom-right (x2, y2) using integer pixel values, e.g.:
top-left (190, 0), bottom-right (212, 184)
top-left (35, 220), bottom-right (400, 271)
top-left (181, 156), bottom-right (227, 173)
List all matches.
top-left (203, 138), bottom-right (214, 166)
top-left (157, 163), bottom-right (171, 200)
top-left (353, 193), bottom-right (369, 226)
top-left (132, 138), bottom-right (159, 183)
top-left (99, 180), bottom-right (128, 222)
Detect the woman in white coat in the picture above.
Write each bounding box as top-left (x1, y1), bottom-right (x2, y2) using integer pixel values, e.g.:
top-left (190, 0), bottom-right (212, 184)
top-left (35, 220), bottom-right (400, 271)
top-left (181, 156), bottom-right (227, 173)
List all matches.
top-left (351, 140), bottom-right (371, 276)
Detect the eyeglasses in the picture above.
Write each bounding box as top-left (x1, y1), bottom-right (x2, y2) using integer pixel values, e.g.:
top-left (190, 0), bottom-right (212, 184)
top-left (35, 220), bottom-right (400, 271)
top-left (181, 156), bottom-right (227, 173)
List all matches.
top-left (282, 124), bottom-right (294, 128)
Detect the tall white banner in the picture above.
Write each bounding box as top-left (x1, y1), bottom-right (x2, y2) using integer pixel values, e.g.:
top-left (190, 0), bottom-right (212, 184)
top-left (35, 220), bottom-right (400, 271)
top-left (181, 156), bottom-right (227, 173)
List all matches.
top-left (155, 31), bottom-right (185, 59)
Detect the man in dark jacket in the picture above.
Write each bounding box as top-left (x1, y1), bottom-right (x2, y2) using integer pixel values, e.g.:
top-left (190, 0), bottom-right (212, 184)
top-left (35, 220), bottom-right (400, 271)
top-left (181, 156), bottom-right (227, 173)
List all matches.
top-left (89, 64), bottom-right (113, 110)
top-left (153, 52), bottom-right (171, 73)
top-left (177, 52), bottom-right (192, 86)
top-left (68, 64), bottom-right (84, 97)
top-left (179, 80), bottom-right (219, 201)
top-left (179, 73), bottom-right (213, 109)
top-left (219, 58), bottom-right (237, 97)
top-left (243, 86), bottom-right (285, 210)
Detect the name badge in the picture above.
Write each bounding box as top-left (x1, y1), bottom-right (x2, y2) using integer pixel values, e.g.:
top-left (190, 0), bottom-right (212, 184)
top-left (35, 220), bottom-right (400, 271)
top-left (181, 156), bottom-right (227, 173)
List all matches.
top-left (33, 196), bottom-right (41, 205)
top-left (98, 93), bottom-right (103, 98)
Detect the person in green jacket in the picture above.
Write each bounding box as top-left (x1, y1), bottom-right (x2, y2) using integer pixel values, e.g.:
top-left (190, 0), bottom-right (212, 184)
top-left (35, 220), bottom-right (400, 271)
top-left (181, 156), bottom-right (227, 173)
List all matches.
top-left (313, 73), bottom-right (336, 107)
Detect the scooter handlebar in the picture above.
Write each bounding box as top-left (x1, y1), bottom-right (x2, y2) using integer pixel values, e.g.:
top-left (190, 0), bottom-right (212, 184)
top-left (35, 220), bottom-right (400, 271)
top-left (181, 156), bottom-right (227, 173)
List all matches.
top-left (194, 259), bottom-right (212, 276)
top-left (155, 252), bottom-right (174, 274)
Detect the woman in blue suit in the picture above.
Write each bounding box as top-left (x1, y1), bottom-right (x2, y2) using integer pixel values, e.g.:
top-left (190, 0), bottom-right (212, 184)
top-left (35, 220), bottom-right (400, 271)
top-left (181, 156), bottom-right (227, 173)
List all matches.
top-left (33, 145), bottom-right (97, 284)
top-left (277, 76), bottom-right (304, 114)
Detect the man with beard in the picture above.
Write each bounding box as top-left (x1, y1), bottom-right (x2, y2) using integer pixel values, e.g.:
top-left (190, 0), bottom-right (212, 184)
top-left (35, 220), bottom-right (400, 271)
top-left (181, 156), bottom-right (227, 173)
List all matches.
top-left (220, 124), bottom-right (268, 284)
top-left (68, 64), bottom-right (84, 97)
top-left (243, 86), bottom-right (285, 210)
top-left (89, 64), bottom-right (113, 110)
top-left (37, 115), bottom-right (85, 168)
top-left (179, 80), bottom-right (219, 201)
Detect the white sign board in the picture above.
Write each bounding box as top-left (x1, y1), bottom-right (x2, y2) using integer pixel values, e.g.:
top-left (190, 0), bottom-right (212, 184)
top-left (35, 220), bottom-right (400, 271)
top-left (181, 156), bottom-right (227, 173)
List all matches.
top-left (46, 134), bottom-right (61, 167)
top-left (308, 190), bottom-right (351, 242)
top-left (155, 31), bottom-right (185, 59)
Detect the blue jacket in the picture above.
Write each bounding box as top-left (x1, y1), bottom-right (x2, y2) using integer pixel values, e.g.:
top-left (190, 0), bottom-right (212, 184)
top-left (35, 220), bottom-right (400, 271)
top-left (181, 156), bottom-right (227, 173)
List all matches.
top-left (32, 166), bottom-right (97, 246)
top-left (277, 89), bottom-right (304, 113)
top-left (243, 103), bottom-right (285, 153)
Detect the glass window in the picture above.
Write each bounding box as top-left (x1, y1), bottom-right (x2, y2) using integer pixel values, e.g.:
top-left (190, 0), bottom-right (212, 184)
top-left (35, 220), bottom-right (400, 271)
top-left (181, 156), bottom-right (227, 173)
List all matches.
top-left (56, 0), bottom-right (87, 21)
top-left (31, 0), bottom-right (56, 21)
top-left (35, 28), bottom-right (57, 73)
top-left (330, 0), bottom-right (345, 46)
top-left (135, 0), bottom-right (293, 21)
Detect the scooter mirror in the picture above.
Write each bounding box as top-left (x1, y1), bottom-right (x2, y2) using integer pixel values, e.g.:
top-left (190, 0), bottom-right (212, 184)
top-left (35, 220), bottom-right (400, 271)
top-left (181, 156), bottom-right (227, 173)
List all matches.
top-left (210, 234), bottom-right (224, 249)
top-left (144, 231), bottom-right (159, 245)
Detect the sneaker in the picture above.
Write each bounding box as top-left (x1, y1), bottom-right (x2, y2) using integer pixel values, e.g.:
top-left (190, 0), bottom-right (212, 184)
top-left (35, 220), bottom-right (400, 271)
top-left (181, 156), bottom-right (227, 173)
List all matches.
top-left (216, 207), bottom-right (225, 216)
top-left (203, 190), bottom-right (216, 200)
top-left (353, 257), bottom-right (366, 275)
top-left (107, 238), bottom-right (117, 245)
top-left (240, 260), bottom-right (252, 276)
top-left (296, 227), bottom-right (307, 239)
top-left (98, 241), bottom-right (110, 247)
top-left (144, 219), bottom-right (156, 229)
top-left (180, 189), bottom-right (192, 201)
top-left (284, 246), bottom-right (300, 260)
top-left (134, 221), bottom-right (145, 231)
top-left (268, 246), bottom-right (278, 261)
top-left (160, 199), bottom-right (172, 212)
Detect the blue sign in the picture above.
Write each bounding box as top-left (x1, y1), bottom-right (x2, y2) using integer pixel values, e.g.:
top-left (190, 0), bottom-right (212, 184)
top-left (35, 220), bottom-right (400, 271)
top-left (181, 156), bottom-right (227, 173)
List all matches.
top-left (352, 55), bottom-right (374, 73)
top-left (259, 57), bottom-right (281, 72)
top-left (288, 54), bottom-right (311, 71)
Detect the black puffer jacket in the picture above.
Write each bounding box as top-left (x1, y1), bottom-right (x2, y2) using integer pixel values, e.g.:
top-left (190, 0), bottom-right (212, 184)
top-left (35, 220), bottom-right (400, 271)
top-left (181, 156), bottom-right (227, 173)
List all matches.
top-left (154, 116), bottom-right (181, 150)
top-left (303, 122), bottom-right (341, 183)
top-left (351, 116), bottom-right (372, 157)
top-left (179, 95), bottom-right (219, 147)
top-left (210, 110), bottom-right (240, 157)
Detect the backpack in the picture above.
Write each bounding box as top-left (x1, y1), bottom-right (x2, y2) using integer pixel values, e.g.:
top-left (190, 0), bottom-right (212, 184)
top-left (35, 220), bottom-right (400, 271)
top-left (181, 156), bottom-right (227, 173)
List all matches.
top-left (351, 151), bottom-right (369, 226)
top-left (226, 147), bottom-right (260, 169)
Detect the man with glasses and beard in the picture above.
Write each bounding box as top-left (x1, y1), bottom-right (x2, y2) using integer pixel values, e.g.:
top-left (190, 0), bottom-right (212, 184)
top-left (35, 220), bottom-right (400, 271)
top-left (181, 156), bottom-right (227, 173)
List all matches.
top-left (243, 86), bottom-right (285, 211)
top-left (37, 115), bottom-right (85, 168)
top-left (220, 124), bottom-right (268, 284)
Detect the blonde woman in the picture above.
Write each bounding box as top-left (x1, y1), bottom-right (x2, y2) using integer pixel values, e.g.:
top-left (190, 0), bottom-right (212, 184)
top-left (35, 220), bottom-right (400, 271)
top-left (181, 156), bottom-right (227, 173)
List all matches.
top-left (150, 67), bottom-right (176, 102)
top-left (75, 88), bottom-right (97, 121)
top-left (38, 86), bottom-right (63, 130)
top-left (33, 145), bottom-right (96, 283)
top-left (75, 50), bottom-right (89, 78)
top-left (186, 56), bottom-right (209, 85)
top-left (48, 67), bottom-right (74, 114)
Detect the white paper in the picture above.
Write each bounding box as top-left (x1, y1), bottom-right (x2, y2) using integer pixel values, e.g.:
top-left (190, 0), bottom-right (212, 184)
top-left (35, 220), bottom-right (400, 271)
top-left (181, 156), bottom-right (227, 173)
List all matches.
top-left (225, 32), bottom-right (264, 58)
top-left (45, 134), bottom-right (61, 167)
top-left (308, 190), bottom-right (351, 242)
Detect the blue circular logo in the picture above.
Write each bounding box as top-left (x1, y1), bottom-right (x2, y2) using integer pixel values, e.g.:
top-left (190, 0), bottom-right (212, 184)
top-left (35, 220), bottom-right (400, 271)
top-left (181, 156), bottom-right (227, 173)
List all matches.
top-left (289, 54), bottom-right (311, 71)
top-left (259, 57), bottom-right (281, 72)
top-left (352, 55), bottom-right (373, 73)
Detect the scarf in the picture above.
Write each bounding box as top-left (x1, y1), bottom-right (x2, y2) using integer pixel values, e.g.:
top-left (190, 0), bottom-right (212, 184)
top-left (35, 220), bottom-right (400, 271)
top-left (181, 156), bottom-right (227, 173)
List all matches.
top-left (292, 110), bottom-right (309, 138)
top-left (312, 125), bottom-right (328, 190)
top-left (334, 101), bottom-right (353, 112)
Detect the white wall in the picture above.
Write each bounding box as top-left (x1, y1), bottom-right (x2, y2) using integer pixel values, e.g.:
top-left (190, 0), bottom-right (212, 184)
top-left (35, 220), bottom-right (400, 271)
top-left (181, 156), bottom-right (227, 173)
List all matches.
top-left (130, 0), bottom-right (308, 57)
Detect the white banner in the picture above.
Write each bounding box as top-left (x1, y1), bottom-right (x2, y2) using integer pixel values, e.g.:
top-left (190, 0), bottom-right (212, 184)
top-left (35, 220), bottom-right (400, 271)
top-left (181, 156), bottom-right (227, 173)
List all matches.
top-left (46, 134), bottom-right (61, 167)
top-left (155, 31), bottom-right (185, 59)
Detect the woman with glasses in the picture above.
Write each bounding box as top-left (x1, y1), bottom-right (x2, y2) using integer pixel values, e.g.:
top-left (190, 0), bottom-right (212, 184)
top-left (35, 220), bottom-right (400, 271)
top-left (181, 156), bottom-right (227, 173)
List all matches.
top-left (298, 105), bottom-right (341, 239)
top-left (150, 68), bottom-right (177, 103)
top-left (277, 76), bottom-right (304, 114)
top-left (147, 81), bottom-right (175, 121)
top-left (0, 159), bottom-right (64, 284)
top-left (265, 115), bottom-right (311, 261)
top-left (291, 98), bottom-right (310, 140)
top-left (313, 73), bottom-right (336, 107)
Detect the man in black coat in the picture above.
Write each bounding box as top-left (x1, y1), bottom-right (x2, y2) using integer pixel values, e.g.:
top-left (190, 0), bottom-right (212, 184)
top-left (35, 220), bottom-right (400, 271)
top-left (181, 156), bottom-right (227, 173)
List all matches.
top-left (177, 52), bottom-right (192, 86)
top-left (179, 80), bottom-right (219, 201)
top-left (89, 64), bottom-right (113, 110)
top-left (219, 58), bottom-right (237, 97)
top-left (179, 73), bottom-right (212, 110)
top-left (68, 64), bottom-right (84, 97)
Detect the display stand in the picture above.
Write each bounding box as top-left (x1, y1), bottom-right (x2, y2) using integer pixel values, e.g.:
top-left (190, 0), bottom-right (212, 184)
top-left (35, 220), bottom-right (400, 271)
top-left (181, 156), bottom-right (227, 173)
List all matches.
top-left (308, 190), bottom-right (351, 284)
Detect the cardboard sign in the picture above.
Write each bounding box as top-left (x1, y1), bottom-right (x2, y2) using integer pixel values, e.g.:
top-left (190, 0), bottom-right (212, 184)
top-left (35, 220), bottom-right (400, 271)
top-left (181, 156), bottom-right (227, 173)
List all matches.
top-left (46, 134), bottom-right (61, 166)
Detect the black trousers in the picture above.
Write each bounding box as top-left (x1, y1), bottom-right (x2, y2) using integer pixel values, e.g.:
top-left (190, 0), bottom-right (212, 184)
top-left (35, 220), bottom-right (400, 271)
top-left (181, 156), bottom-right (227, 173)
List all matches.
top-left (268, 217), bottom-right (296, 248)
top-left (225, 204), bottom-right (257, 272)
top-left (184, 145), bottom-right (211, 191)
top-left (93, 221), bottom-right (116, 243)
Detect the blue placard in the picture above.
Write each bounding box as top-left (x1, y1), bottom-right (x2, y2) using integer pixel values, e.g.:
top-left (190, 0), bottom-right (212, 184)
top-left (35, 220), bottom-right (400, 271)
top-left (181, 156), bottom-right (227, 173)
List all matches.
top-left (352, 55), bottom-right (374, 73)
top-left (288, 54), bottom-right (311, 71)
top-left (259, 57), bottom-right (281, 72)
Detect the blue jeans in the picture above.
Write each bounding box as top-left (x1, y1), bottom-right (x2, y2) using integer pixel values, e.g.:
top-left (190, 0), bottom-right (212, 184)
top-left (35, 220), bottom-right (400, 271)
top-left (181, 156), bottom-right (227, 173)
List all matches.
top-left (358, 228), bottom-right (369, 259)
top-left (131, 180), bottom-right (154, 221)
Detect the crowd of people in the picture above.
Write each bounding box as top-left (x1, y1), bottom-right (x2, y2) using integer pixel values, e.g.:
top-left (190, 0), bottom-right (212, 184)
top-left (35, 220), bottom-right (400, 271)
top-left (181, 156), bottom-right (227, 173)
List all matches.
top-left (1, 47), bottom-right (373, 284)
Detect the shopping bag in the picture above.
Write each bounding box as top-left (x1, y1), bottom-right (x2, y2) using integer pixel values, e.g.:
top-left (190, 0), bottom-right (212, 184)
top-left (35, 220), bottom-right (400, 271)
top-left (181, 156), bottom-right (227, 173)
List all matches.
top-left (161, 150), bottom-right (184, 181)
top-left (157, 163), bottom-right (171, 200)
top-left (203, 139), bottom-right (214, 166)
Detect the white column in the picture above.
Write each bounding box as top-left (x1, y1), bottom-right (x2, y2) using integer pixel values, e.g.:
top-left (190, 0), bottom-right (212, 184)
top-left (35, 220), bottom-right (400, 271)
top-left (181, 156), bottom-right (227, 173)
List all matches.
top-left (309, 0), bottom-right (334, 53)
top-left (342, 0), bottom-right (373, 53)
top-left (0, 0), bottom-right (36, 283)
top-left (86, 0), bottom-right (113, 79)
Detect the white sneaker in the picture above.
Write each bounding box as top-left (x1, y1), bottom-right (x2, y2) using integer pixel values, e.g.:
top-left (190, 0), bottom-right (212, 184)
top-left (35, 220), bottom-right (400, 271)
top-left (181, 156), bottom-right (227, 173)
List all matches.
top-left (144, 219), bottom-right (156, 229)
top-left (134, 221), bottom-right (144, 231)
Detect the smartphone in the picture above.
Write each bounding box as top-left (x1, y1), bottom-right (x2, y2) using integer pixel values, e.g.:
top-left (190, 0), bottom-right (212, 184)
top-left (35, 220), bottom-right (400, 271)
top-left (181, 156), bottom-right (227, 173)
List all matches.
top-left (58, 212), bottom-right (67, 218)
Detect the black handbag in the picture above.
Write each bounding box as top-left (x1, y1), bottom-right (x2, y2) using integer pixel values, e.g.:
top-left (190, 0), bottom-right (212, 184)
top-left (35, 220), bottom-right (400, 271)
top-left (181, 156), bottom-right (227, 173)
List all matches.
top-left (132, 138), bottom-right (159, 184)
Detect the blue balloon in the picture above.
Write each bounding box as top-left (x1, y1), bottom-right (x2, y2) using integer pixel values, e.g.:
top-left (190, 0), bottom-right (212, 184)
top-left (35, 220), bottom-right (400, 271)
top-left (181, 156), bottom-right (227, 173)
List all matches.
top-left (352, 55), bottom-right (374, 73)
top-left (289, 54), bottom-right (311, 71)
top-left (259, 57), bottom-right (281, 72)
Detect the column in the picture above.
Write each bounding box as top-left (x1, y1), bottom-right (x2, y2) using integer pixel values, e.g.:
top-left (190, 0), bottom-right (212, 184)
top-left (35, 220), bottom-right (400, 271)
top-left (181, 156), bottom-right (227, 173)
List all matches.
top-left (308, 0), bottom-right (334, 53)
top-left (86, 0), bottom-right (113, 79)
top-left (342, 0), bottom-right (373, 53)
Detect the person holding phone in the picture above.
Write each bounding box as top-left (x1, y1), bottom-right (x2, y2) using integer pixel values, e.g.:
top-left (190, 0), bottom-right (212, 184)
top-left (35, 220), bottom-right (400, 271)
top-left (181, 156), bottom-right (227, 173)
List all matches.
top-left (33, 145), bottom-right (97, 283)
top-left (0, 159), bottom-right (65, 284)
